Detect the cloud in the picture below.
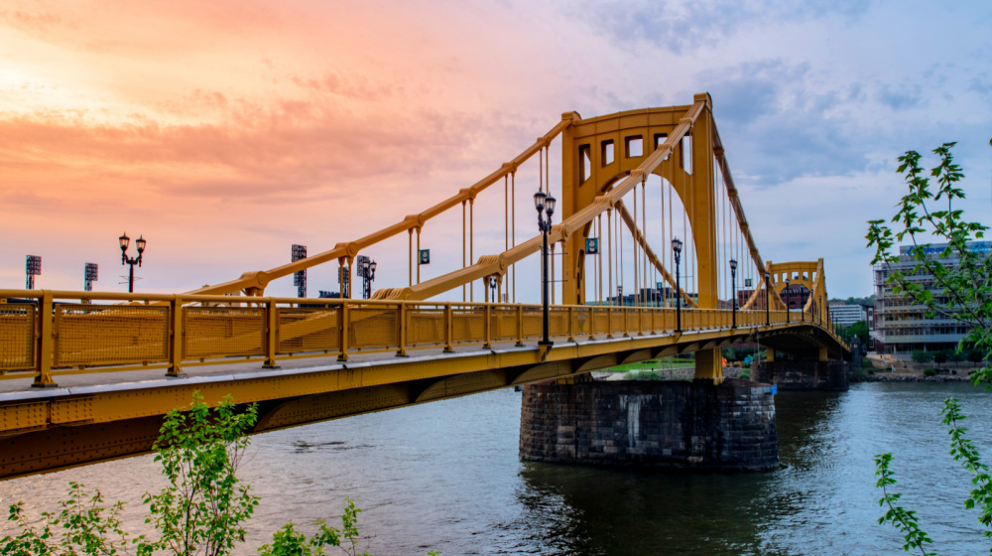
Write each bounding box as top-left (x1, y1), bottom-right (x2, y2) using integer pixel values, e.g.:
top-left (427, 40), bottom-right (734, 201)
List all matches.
top-left (563, 0), bottom-right (872, 54)
top-left (698, 59), bottom-right (874, 185)
top-left (0, 0), bottom-right (990, 300)
top-left (877, 84), bottom-right (924, 111)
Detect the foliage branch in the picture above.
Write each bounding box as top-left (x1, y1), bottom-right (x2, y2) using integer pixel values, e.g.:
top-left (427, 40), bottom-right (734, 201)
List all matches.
top-left (1, 393), bottom-right (431, 556)
top-left (867, 139), bottom-right (992, 552)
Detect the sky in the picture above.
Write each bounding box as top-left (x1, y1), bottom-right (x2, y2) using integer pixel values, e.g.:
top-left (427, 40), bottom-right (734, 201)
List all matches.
top-left (1, 0), bottom-right (990, 301)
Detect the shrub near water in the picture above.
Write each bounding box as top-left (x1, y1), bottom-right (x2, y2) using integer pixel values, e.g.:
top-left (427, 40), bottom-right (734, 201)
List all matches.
top-left (1, 393), bottom-right (438, 556)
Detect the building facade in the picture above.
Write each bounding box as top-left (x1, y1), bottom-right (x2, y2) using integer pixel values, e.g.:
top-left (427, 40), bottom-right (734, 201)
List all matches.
top-left (828, 303), bottom-right (866, 327)
top-left (872, 241), bottom-right (991, 354)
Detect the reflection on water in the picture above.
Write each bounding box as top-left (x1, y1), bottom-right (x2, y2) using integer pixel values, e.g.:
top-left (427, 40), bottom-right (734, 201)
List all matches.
top-left (1, 383), bottom-right (989, 555)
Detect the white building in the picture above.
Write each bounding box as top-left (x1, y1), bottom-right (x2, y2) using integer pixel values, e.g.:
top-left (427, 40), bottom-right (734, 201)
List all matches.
top-left (829, 303), bottom-right (866, 327)
top-left (873, 241), bottom-right (991, 354)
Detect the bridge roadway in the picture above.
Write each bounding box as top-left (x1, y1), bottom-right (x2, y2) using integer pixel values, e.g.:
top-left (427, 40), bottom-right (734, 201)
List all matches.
top-left (0, 294), bottom-right (845, 480)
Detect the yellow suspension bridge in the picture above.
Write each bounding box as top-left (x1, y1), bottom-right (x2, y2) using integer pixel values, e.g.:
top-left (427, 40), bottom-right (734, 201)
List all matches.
top-left (0, 93), bottom-right (847, 479)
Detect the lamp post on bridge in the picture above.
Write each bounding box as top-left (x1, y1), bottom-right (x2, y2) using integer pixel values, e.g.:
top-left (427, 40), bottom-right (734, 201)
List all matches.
top-left (784, 278), bottom-right (790, 325)
top-left (764, 271), bottom-right (770, 327)
top-left (119, 233), bottom-right (146, 293)
top-left (359, 257), bottom-right (377, 299)
top-left (534, 191), bottom-right (556, 346)
top-left (729, 259), bottom-right (737, 329)
top-left (489, 276), bottom-right (498, 303)
top-left (672, 238), bottom-right (683, 333)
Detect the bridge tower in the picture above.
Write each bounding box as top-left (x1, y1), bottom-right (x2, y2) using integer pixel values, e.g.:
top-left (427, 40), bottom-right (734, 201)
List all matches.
top-left (560, 93), bottom-right (723, 380)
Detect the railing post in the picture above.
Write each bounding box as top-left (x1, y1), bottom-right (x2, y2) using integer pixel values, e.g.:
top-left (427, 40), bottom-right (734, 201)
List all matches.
top-left (444, 303), bottom-right (454, 353)
top-left (397, 303), bottom-right (408, 357)
top-left (32, 291), bottom-right (57, 388)
top-left (607, 305), bottom-right (614, 339)
top-left (515, 305), bottom-right (524, 347)
top-left (263, 298), bottom-right (280, 369)
top-left (623, 306), bottom-right (629, 337)
top-left (567, 306), bottom-right (575, 343)
top-left (483, 303), bottom-right (492, 349)
top-left (166, 295), bottom-right (187, 377)
top-left (338, 300), bottom-right (349, 361)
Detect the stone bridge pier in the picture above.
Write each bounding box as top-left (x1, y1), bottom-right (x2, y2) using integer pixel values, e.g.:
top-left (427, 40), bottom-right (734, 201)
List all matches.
top-left (519, 378), bottom-right (779, 471)
top-left (752, 347), bottom-right (850, 391)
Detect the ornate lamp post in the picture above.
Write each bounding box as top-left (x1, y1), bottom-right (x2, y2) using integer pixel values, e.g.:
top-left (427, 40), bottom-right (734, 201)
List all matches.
top-left (784, 278), bottom-right (791, 324)
top-left (489, 276), bottom-right (498, 303)
top-left (360, 258), bottom-right (377, 299)
top-left (764, 271), bottom-right (770, 327)
top-left (729, 258), bottom-right (737, 329)
top-left (119, 232), bottom-right (146, 293)
top-left (534, 191), bottom-right (556, 346)
top-left (672, 238), bottom-right (683, 333)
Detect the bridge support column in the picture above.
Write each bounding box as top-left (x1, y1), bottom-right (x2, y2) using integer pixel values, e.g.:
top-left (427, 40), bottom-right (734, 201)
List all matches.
top-left (694, 347), bottom-right (723, 382)
top-left (520, 378), bottom-right (778, 471)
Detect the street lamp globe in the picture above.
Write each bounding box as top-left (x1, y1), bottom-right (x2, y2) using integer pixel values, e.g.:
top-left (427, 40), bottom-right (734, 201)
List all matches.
top-left (545, 195), bottom-right (556, 217)
top-left (533, 191), bottom-right (546, 213)
top-left (119, 233), bottom-right (130, 252)
top-left (136, 235), bottom-right (146, 254)
top-left (671, 238), bottom-right (683, 256)
top-left (729, 258), bottom-right (737, 272)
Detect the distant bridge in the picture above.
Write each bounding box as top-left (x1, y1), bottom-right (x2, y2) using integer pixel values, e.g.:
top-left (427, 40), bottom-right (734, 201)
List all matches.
top-left (0, 93), bottom-right (846, 479)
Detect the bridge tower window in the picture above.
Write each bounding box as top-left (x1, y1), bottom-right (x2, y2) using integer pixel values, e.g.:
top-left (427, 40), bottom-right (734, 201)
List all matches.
top-left (579, 144), bottom-right (592, 183)
top-left (654, 133), bottom-right (668, 148)
top-left (625, 135), bottom-right (643, 158)
top-left (601, 139), bottom-right (615, 167)
top-left (680, 134), bottom-right (693, 174)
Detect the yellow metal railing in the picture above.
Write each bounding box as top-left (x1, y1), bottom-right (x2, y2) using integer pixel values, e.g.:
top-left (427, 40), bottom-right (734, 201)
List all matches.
top-left (0, 289), bottom-right (844, 387)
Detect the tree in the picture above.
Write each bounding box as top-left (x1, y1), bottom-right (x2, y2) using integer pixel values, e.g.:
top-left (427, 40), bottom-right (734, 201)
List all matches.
top-left (2, 394), bottom-right (425, 556)
top-left (835, 321), bottom-right (870, 347)
top-left (867, 140), bottom-right (992, 553)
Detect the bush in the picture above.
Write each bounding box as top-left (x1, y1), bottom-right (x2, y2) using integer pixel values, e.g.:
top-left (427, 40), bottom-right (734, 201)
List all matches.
top-left (912, 350), bottom-right (933, 363)
top-left (968, 349), bottom-right (984, 363)
top-left (1, 394), bottom-right (426, 556)
top-left (923, 367), bottom-right (936, 377)
top-left (862, 357), bottom-right (874, 369)
top-left (933, 351), bottom-right (948, 364)
top-left (949, 349), bottom-right (967, 362)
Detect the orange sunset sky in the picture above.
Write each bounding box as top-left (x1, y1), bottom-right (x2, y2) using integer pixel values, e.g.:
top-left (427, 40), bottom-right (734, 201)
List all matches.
top-left (1, 0), bottom-right (990, 299)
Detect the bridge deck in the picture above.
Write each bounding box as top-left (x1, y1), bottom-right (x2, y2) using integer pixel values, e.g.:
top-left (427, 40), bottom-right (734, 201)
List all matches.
top-left (0, 340), bottom-right (531, 397)
top-left (0, 290), bottom-right (847, 479)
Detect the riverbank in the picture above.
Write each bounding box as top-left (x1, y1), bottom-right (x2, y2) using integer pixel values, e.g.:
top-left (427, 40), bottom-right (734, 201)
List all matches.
top-left (852, 371), bottom-right (974, 383)
top-left (593, 366), bottom-right (750, 381)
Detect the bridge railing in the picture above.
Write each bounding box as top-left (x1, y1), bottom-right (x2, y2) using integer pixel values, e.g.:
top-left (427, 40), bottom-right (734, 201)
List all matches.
top-left (0, 290), bottom-right (821, 386)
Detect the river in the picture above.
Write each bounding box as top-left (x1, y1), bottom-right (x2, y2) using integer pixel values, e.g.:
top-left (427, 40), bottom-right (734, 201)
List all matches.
top-left (1, 381), bottom-right (989, 555)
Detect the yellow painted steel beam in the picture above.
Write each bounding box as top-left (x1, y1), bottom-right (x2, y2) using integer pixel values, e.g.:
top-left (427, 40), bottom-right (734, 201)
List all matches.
top-left (184, 116), bottom-right (578, 297)
top-left (614, 201), bottom-right (697, 308)
top-left (375, 99), bottom-right (708, 302)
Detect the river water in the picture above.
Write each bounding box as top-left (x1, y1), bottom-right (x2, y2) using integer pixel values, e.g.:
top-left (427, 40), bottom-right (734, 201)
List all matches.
top-left (2, 382), bottom-right (990, 555)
